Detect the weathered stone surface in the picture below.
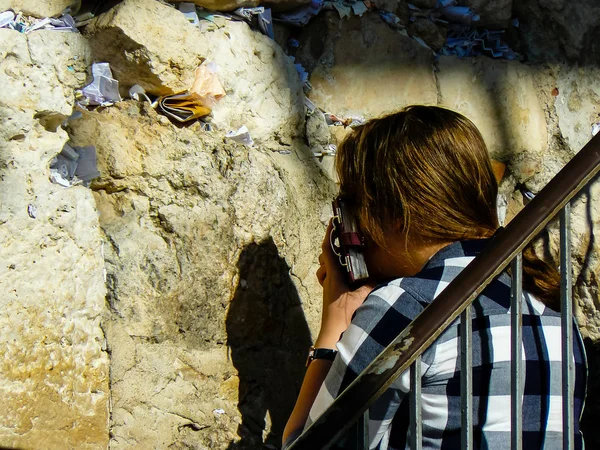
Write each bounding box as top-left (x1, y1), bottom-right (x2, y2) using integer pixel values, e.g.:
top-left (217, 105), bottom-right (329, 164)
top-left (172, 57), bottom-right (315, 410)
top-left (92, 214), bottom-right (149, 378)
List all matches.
top-left (460, 0), bottom-right (512, 29)
top-left (296, 12), bottom-right (437, 119)
top-left (67, 96), bottom-right (332, 447)
top-left (0, 29), bottom-right (108, 449)
top-left (86, 0), bottom-right (305, 148)
top-left (0, 0), bottom-right (74, 17)
top-left (514, 0), bottom-right (600, 64)
top-left (551, 66), bottom-right (600, 350)
top-left (306, 110), bottom-right (330, 149)
top-left (550, 65), bottom-right (600, 343)
top-left (85, 0), bottom-right (205, 97)
top-left (437, 56), bottom-right (548, 183)
top-left (407, 17), bottom-right (446, 51)
top-left (2, 0), bottom-right (600, 447)
top-left (0, 30), bottom-right (91, 117)
top-left (555, 65), bottom-right (600, 155)
top-left (306, 110), bottom-right (337, 179)
top-left (168, 0), bottom-right (311, 12)
top-left (200, 19), bottom-right (305, 148)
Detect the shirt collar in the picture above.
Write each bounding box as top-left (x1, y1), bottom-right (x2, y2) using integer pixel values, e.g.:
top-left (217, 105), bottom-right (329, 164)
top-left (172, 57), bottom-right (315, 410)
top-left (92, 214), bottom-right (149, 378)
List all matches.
top-left (421, 238), bottom-right (493, 271)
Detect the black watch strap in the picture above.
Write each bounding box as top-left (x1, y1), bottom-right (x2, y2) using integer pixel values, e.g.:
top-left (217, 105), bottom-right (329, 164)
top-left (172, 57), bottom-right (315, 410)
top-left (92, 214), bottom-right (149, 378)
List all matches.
top-left (306, 346), bottom-right (338, 367)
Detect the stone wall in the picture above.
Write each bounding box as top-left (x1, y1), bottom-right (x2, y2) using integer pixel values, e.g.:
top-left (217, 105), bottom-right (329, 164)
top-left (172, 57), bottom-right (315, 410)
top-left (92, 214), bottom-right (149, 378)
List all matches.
top-left (0, 30), bottom-right (109, 449)
top-left (1, 0), bottom-right (599, 448)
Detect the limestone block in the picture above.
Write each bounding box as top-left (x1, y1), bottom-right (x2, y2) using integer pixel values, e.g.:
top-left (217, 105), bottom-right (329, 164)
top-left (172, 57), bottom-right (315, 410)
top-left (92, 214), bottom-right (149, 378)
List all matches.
top-left (514, 0), bottom-right (600, 64)
top-left (168, 0), bottom-right (311, 12)
top-left (85, 0), bottom-right (205, 96)
top-left (200, 19), bottom-right (305, 147)
top-left (85, 0), bottom-right (305, 147)
top-left (306, 110), bottom-right (335, 179)
top-left (0, 0), bottom-right (75, 17)
top-left (0, 24), bottom-right (108, 449)
top-left (68, 102), bottom-right (332, 448)
top-left (555, 65), bottom-right (600, 154)
top-left (407, 17), bottom-right (446, 51)
top-left (306, 110), bottom-right (330, 148)
top-left (0, 29), bottom-right (92, 117)
top-left (437, 56), bottom-right (548, 182)
top-left (0, 126), bottom-right (109, 449)
top-left (296, 12), bottom-right (437, 119)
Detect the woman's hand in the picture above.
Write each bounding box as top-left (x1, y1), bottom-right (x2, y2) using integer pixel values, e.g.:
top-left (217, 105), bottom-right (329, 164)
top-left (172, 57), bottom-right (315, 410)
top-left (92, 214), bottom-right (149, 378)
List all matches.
top-left (314, 220), bottom-right (375, 349)
top-left (282, 220), bottom-right (375, 447)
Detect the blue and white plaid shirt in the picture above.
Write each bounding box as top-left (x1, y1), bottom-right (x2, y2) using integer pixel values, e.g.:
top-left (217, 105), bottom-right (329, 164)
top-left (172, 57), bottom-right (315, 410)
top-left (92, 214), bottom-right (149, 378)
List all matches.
top-left (306, 239), bottom-right (587, 449)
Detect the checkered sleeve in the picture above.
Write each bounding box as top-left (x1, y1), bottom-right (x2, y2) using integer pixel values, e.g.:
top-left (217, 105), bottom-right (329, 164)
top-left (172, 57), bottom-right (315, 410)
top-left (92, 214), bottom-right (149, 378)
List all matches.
top-left (306, 282), bottom-right (432, 449)
top-left (292, 241), bottom-right (587, 450)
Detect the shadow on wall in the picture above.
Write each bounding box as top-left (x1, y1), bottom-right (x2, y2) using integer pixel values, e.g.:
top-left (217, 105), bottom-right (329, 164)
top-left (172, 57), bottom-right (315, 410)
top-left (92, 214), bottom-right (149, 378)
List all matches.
top-left (226, 238), bottom-right (312, 450)
top-left (581, 338), bottom-right (600, 449)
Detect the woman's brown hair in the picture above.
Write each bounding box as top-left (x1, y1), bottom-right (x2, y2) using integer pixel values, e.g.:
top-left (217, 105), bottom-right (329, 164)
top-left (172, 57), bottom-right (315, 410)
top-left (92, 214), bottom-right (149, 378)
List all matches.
top-left (335, 105), bottom-right (561, 310)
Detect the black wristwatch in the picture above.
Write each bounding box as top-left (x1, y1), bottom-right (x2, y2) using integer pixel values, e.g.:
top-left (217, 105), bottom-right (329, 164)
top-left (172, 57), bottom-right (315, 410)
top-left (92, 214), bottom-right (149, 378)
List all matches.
top-left (306, 346), bottom-right (338, 367)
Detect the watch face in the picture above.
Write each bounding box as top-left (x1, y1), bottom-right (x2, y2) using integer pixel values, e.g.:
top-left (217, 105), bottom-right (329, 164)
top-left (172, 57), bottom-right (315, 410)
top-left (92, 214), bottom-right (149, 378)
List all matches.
top-left (306, 347), bottom-right (316, 368)
top-left (306, 347), bottom-right (338, 367)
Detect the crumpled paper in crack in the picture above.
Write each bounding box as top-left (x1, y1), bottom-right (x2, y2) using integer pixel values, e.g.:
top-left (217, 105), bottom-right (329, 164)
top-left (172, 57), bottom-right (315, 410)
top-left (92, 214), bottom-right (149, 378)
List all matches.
top-left (80, 62), bottom-right (122, 106)
top-left (226, 125), bottom-right (254, 147)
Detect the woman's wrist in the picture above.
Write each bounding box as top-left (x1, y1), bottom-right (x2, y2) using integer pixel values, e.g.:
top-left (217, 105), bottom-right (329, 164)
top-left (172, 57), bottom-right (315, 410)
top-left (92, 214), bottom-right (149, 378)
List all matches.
top-left (316, 308), bottom-right (354, 348)
top-left (314, 328), bottom-right (343, 349)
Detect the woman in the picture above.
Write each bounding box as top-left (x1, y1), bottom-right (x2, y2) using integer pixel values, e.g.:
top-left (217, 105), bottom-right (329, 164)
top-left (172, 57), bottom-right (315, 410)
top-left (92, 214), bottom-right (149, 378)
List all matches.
top-left (283, 106), bottom-right (587, 449)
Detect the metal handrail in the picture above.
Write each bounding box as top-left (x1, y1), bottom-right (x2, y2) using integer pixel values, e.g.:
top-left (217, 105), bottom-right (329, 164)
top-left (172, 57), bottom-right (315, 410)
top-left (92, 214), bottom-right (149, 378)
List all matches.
top-left (288, 133), bottom-right (600, 450)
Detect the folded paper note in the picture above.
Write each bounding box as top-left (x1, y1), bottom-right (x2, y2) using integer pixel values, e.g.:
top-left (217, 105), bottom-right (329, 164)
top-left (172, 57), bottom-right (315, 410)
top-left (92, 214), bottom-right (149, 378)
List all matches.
top-left (157, 92), bottom-right (212, 123)
top-left (226, 125), bottom-right (254, 146)
top-left (156, 61), bottom-right (224, 123)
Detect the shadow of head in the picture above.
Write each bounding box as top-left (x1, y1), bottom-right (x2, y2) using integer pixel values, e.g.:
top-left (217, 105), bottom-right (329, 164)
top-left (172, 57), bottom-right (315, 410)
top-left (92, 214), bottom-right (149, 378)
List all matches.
top-left (226, 238), bottom-right (312, 449)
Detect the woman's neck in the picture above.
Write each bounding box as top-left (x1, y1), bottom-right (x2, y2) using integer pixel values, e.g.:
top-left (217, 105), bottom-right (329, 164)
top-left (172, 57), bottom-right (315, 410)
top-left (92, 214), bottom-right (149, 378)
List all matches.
top-left (365, 231), bottom-right (453, 281)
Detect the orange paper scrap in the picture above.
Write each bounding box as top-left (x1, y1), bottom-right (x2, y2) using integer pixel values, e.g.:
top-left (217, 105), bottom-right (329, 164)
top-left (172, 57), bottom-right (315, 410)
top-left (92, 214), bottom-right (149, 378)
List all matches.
top-left (189, 62), bottom-right (226, 109)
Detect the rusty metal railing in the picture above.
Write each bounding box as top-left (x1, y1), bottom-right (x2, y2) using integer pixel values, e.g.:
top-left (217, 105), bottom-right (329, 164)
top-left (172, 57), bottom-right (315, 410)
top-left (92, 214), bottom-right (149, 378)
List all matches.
top-left (287, 133), bottom-right (600, 450)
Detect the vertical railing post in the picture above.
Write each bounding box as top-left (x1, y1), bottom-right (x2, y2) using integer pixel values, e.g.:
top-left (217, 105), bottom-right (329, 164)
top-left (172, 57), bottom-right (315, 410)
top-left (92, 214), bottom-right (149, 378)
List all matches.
top-left (560, 204), bottom-right (574, 450)
top-left (356, 409), bottom-right (369, 450)
top-left (511, 253), bottom-right (523, 450)
top-left (461, 307), bottom-right (473, 450)
top-left (409, 356), bottom-right (423, 450)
